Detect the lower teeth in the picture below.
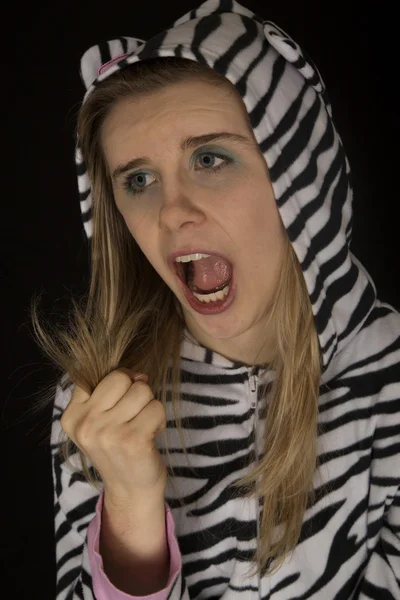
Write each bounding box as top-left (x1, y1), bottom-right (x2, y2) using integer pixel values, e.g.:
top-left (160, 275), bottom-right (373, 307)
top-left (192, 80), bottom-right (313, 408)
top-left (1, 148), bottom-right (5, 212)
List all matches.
top-left (192, 283), bottom-right (230, 303)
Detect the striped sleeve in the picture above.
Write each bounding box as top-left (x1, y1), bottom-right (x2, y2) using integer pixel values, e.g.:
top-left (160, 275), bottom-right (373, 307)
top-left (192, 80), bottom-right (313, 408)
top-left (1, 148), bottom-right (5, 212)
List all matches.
top-left (356, 489), bottom-right (400, 599)
top-left (52, 382), bottom-right (188, 600)
top-left (355, 374), bottom-right (400, 599)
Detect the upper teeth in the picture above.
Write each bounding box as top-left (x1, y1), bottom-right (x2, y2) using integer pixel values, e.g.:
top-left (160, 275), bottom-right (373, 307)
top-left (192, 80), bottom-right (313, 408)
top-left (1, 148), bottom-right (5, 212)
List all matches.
top-left (175, 253), bottom-right (210, 263)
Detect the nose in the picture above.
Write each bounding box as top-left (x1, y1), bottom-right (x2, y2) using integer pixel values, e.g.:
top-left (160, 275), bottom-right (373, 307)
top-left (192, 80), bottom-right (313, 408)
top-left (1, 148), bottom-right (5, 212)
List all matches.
top-left (158, 180), bottom-right (206, 233)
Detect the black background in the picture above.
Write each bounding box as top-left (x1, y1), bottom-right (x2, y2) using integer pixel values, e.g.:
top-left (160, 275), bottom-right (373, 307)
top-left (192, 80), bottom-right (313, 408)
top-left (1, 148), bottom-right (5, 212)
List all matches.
top-left (3, 1), bottom-right (398, 598)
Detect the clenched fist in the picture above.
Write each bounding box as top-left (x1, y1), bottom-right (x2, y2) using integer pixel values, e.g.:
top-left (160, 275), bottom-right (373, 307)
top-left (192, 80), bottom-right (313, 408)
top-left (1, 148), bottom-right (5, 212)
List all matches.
top-left (60, 369), bottom-right (167, 502)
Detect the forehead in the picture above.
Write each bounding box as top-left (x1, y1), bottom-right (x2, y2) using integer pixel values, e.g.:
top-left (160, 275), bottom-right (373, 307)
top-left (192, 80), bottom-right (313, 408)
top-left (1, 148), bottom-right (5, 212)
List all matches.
top-left (101, 79), bottom-right (251, 151)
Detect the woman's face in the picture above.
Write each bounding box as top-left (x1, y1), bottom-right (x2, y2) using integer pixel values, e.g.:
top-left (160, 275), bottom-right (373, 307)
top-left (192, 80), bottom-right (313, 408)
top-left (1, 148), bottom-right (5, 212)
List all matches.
top-left (101, 78), bottom-right (286, 365)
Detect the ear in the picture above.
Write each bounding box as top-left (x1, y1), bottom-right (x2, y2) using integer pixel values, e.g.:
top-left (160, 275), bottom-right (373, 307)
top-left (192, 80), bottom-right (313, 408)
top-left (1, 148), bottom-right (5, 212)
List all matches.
top-left (80, 37), bottom-right (146, 90)
top-left (263, 22), bottom-right (325, 95)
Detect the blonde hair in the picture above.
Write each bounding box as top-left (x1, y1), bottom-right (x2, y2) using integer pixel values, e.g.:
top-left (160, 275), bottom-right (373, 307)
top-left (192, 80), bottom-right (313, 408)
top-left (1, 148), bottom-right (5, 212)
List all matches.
top-left (31, 57), bottom-right (321, 576)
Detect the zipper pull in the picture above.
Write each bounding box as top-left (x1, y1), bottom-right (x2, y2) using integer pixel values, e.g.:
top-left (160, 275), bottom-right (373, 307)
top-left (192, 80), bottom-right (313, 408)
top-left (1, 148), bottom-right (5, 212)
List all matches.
top-left (250, 375), bottom-right (256, 393)
top-left (250, 367), bottom-right (257, 398)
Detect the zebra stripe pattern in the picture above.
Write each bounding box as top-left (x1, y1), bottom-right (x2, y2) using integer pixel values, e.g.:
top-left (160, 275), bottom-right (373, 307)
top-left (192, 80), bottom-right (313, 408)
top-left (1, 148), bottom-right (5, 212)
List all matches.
top-left (53, 313), bottom-right (400, 598)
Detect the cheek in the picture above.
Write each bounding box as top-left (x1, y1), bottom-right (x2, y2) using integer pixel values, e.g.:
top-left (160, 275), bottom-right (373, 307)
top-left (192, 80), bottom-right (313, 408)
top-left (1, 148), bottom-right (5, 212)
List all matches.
top-left (120, 213), bottom-right (170, 281)
top-left (117, 209), bottom-right (153, 259)
top-left (236, 181), bottom-right (285, 265)
top-left (124, 215), bottom-right (142, 239)
top-left (233, 181), bottom-right (279, 235)
top-left (116, 200), bottom-right (148, 243)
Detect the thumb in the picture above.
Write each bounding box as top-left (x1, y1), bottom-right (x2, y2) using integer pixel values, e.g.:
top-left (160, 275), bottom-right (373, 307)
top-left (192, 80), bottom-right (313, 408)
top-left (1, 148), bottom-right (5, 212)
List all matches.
top-left (130, 371), bottom-right (149, 383)
top-left (132, 373), bottom-right (149, 383)
top-left (117, 367), bottom-right (148, 383)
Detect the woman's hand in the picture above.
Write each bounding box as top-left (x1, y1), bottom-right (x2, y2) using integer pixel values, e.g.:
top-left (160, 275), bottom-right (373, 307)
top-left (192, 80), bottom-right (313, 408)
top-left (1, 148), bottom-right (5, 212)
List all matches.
top-left (60, 369), bottom-right (167, 502)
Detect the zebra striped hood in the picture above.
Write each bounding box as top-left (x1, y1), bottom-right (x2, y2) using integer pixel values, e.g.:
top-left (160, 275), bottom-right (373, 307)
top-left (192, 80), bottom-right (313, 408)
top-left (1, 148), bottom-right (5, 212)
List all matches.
top-left (76, 0), bottom-right (376, 373)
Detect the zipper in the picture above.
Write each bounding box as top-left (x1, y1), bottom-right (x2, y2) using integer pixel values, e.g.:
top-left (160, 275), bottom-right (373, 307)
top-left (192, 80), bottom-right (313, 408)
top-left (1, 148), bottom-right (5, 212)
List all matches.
top-left (248, 367), bottom-right (258, 447)
top-left (249, 366), bottom-right (257, 405)
top-left (248, 367), bottom-right (262, 599)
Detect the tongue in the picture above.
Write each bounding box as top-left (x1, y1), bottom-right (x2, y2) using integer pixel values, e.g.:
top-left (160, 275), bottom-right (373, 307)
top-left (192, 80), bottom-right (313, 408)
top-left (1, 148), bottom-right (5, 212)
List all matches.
top-left (188, 256), bottom-right (232, 293)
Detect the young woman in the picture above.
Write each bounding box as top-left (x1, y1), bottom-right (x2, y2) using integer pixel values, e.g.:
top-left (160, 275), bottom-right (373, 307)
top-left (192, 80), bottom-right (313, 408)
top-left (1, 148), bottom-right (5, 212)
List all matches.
top-left (32, 1), bottom-right (400, 598)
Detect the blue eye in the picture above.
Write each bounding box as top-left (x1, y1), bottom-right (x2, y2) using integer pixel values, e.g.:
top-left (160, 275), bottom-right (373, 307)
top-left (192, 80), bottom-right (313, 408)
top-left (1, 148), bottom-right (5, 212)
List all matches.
top-left (123, 172), bottom-right (156, 195)
top-left (123, 150), bottom-right (233, 195)
top-left (195, 152), bottom-right (232, 171)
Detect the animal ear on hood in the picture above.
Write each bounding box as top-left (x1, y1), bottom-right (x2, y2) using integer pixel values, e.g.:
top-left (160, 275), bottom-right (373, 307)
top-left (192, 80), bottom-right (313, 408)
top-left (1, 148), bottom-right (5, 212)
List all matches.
top-left (79, 37), bottom-right (146, 91)
top-left (263, 22), bottom-right (326, 96)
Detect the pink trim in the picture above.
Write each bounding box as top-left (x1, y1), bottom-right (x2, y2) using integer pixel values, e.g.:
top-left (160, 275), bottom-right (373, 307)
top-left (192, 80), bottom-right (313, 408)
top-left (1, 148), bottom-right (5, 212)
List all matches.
top-left (98, 54), bottom-right (129, 76)
top-left (87, 491), bottom-right (182, 599)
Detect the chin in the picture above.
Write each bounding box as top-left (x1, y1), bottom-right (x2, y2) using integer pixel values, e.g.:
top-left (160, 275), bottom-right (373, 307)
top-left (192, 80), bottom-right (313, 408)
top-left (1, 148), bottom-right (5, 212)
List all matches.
top-left (185, 310), bottom-right (247, 341)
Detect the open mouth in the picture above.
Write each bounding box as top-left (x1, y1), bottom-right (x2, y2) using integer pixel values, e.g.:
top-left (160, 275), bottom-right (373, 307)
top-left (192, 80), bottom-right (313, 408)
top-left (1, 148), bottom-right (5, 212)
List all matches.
top-left (172, 256), bottom-right (236, 313)
top-left (175, 261), bottom-right (229, 294)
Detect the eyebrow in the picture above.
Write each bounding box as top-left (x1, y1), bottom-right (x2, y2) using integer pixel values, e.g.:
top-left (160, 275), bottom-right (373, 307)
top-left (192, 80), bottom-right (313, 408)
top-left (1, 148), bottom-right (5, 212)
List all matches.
top-left (111, 132), bottom-right (255, 182)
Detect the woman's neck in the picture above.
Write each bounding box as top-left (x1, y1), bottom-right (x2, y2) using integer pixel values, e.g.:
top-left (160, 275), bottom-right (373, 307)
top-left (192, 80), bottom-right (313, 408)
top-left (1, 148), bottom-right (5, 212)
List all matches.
top-left (184, 322), bottom-right (273, 368)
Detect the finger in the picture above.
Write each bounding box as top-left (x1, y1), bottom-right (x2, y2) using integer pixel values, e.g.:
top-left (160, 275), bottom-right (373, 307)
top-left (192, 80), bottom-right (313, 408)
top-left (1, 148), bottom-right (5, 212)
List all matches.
top-left (70, 383), bottom-right (91, 405)
top-left (87, 370), bottom-right (135, 411)
top-left (61, 384), bottom-right (90, 439)
top-left (116, 367), bottom-right (148, 384)
top-left (104, 382), bottom-right (157, 424)
top-left (124, 399), bottom-right (166, 438)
